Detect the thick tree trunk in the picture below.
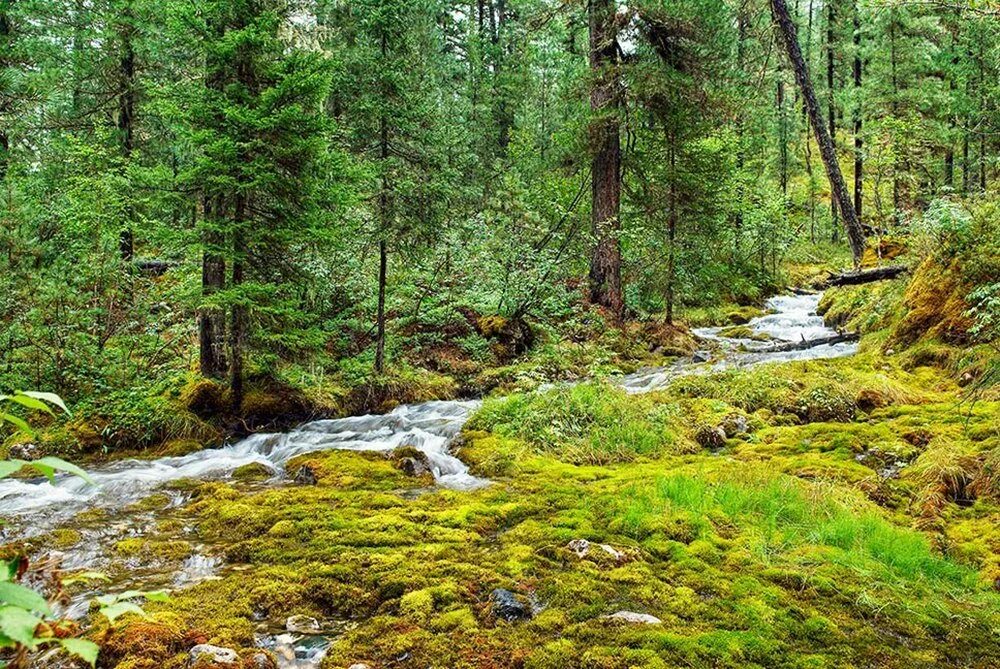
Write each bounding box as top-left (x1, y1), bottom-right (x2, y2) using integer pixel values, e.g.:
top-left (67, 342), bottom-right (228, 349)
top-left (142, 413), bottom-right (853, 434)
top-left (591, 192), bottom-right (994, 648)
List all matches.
top-left (117, 8), bottom-right (136, 262)
top-left (587, 0), bottom-right (623, 321)
top-left (852, 3), bottom-right (862, 221)
top-left (823, 265), bottom-right (908, 287)
top-left (199, 196), bottom-right (227, 379)
top-left (229, 196), bottom-right (246, 413)
top-left (772, 0), bottom-right (865, 266)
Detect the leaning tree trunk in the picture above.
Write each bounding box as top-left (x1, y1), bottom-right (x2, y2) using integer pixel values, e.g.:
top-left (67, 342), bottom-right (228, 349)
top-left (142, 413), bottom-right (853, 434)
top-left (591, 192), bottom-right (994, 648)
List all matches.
top-left (771, 0), bottom-right (865, 266)
top-left (587, 0), bottom-right (623, 321)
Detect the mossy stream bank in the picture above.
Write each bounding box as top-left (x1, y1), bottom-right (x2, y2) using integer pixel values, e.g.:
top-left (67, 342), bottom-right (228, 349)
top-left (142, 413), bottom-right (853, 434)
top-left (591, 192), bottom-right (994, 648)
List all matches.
top-left (6, 289), bottom-right (1000, 669)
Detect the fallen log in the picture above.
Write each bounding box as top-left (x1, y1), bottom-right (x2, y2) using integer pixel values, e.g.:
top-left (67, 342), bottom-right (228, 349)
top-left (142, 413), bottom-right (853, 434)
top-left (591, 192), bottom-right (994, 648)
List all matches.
top-left (135, 259), bottom-right (173, 276)
top-left (759, 331), bottom-right (859, 353)
top-left (822, 265), bottom-right (908, 288)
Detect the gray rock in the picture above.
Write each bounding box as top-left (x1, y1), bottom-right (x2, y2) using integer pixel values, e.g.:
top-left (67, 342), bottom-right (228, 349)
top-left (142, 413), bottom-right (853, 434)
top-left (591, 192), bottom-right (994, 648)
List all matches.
top-left (567, 539), bottom-right (625, 562)
top-left (719, 413), bottom-right (749, 438)
top-left (348, 665), bottom-right (372, 669)
top-left (603, 610), bottom-right (662, 624)
top-left (693, 350), bottom-right (712, 363)
top-left (293, 464), bottom-right (318, 485)
top-left (695, 424), bottom-right (727, 449)
top-left (247, 653), bottom-right (277, 669)
top-left (189, 644), bottom-right (239, 666)
top-left (7, 442), bottom-right (39, 461)
top-left (490, 588), bottom-right (532, 621)
top-left (285, 614), bottom-right (320, 634)
top-left (390, 446), bottom-right (432, 477)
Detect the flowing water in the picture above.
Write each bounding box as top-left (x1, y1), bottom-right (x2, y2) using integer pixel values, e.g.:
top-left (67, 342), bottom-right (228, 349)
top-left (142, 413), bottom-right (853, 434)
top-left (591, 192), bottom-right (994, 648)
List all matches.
top-left (1, 291), bottom-right (855, 668)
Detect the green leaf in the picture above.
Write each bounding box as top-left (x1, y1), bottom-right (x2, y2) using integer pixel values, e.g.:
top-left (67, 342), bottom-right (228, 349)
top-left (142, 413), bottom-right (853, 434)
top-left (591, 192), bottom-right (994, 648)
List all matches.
top-left (98, 601), bottom-right (147, 623)
top-left (6, 395), bottom-right (54, 416)
top-left (0, 414), bottom-right (33, 436)
top-left (0, 583), bottom-right (51, 616)
top-left (16, 392), bottom-right (70, 416)
top-left (0, 606), bottom-right (41, 649)
top-left (0, 461), bottom-right (28, 481)
top-left (61, 572), bottom-right (110, 587)
top-left (31, 458), bottom-right (94, 485)
top-left (59, 638), bottom-right (99, 666)
top-left (0, 560), bottom-right (19, 583)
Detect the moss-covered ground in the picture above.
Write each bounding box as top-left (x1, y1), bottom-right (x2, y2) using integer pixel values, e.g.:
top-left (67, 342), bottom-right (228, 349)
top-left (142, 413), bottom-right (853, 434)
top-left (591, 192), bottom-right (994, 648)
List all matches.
top-left (22, 236), bottom-right (1000, 668)
top-left (78, 335), bottom-right (1000, 668)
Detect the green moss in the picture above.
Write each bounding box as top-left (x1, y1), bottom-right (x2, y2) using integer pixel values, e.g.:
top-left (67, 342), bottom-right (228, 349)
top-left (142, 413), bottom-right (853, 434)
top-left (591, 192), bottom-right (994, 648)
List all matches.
top-left (232, 462), bottom-right (275, 482)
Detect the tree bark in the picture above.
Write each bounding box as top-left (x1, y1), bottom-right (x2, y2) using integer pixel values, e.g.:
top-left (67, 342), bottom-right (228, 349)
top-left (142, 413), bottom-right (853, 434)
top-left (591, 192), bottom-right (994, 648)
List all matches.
top-left (229, 196), bottom-right (246, 413)
top-left (0, 3), bottom-right (11, 186)
top-left (852, 2), bottom-right (862, 221)
top-left (199, 195), bottom-right (227, 379)
top-left (772, 0), bottom-right (865, 265)
top-left (665, 133), bottom-right (676, 326)
top-left (823, 265), bottom-right (907, 287)
top-left (374, 30), bottom-right (390, 374)
top-left (117, 3), bottom-right (137, 262)
top-left (826, 0), bottom-right (837, 234)
top-left (375, 239), bottom-right (387, 373)
top-left (587, 0), bottom-right (623, 321)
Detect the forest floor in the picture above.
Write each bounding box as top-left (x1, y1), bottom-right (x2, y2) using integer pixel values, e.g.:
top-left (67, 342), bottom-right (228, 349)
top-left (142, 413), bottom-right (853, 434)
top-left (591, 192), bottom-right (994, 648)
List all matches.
top-left (13, 246), bottom-right (1000, 669)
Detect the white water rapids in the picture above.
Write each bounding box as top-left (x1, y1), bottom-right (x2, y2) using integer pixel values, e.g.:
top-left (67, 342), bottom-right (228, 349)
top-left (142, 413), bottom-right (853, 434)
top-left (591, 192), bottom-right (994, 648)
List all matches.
top-left (0, 291), bottom-right (856, 668)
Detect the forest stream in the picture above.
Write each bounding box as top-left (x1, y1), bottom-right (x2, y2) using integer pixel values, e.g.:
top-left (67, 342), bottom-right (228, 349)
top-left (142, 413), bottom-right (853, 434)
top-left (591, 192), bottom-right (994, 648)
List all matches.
top-left (0, 292), bottom-right (856, 669)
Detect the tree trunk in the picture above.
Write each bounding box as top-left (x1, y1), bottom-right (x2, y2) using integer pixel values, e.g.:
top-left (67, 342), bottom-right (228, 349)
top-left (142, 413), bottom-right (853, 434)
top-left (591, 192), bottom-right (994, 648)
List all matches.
top-left (587, 0), bottom-right (623, 321)
top-left (826, 0), bottom-right (837, 234)
top-left (117, 4), bottom-right (137, 262)
top-left (374, 30), bottom-right (390, 374)
top-left (778, 74), bottom-right (788, 199)
top-left (199, 196), bottom-right (227, 379)
top-left (665, 133), bottom-right (677, 326)
top-left (0, 3), bottom-right (10, 186)
top-left (772, 0), bottom-right (865, 265)
top-left (962, 123), bottom-right (970, 194)
top-left (890, 13), bottom-right (900, 221)
top-left (852, 2), bottom-right (862, 221)
top-left (375, 239), bottom-right (387, 373)
top-left (229, 195), bottom-right (246, 413)
top-left (804, 0), bottom-right (816, 241)
top-left (493, 0), bottom-right (512, 152)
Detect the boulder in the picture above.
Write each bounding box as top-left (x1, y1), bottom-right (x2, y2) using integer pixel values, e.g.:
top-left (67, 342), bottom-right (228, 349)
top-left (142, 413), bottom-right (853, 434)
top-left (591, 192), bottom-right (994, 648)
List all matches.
top-left (695, 424), bottom-right (727, 449)
top-left (602, 611), bottom-right (662, 624)
top-left (348, 665), bottom-right (372, 669)
top-left (247, 653), bottom-right (277, 669)
top-left (566, 539), bottom-right (625, 563)
top-left (718, 413), bottom-right (749, 438)
top-left (390, 446), bottom-right (432, 477)
top-left (693, 350), bottom-right (712, 363)
top-left (232, 462), bottom-right (276, 482)
top-left (490, 588), bottom-right (532, 622)
top-left (285, 614), bottom-right (321, 634)
top-left (293, 464), bottom-right (318, 485)
top-left (188, 644), bottom-right (238, 666)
